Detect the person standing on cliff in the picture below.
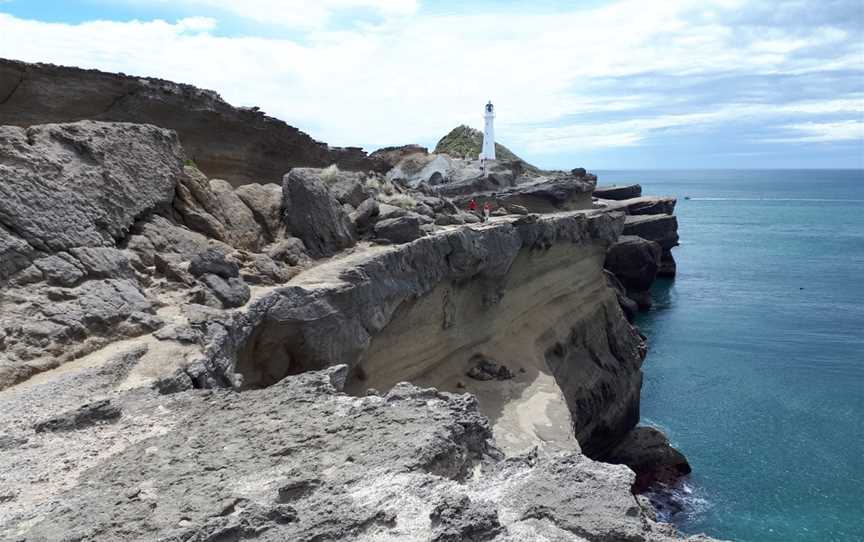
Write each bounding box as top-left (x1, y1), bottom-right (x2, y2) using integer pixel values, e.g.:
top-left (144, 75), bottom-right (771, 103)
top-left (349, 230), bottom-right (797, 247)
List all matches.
top-left (468, 199), bottom-right (477, 213)
top-left (483, 201), bottom-right (492, 222)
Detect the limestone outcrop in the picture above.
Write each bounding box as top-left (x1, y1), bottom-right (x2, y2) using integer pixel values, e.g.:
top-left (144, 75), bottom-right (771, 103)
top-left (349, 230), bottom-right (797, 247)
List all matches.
top-left (0, 58), bottom-right (382, 185)
top-left (0, 365), bottom-right (717, 541)
top-left (0, 64), bottom-right (706, 540)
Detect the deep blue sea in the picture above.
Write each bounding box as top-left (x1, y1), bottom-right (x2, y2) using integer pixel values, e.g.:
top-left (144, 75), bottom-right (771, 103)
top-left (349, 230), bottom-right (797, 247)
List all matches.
top-left (596, 170), bottom-right (864, 542)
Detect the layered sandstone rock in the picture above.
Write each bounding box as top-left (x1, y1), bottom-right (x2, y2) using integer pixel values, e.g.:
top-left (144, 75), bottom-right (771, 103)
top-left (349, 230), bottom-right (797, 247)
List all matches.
top-left (0, 111), bottom-right (705, 538)
top-left (0, 58), bottom-right (382, 185)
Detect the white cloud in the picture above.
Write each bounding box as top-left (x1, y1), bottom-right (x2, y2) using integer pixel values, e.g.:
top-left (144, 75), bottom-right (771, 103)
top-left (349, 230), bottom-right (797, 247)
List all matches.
top-left (135, 0), bottom-right (418, 28)
top-left (769, 120), bottom-right (864, 143)
top-left (0, 0), bottom-right (861, 162)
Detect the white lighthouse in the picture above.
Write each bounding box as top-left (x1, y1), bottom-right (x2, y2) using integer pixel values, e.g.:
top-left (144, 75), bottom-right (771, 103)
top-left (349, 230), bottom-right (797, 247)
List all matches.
top-left (480, 101), bottom-right (496, 161)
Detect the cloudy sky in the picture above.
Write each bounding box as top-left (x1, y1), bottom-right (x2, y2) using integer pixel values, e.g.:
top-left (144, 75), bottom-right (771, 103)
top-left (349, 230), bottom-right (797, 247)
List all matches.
top-left (1, 0), bottom-right (862, 169)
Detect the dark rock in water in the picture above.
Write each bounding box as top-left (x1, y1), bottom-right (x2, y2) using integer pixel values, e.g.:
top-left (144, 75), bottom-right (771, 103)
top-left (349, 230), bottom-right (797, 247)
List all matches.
top-left (628, 290), bottom-right (653, 311)
top-left (594, 184), bottom-right (642, 200)
top-left (623, 215), bottom-right (679, 251)
top-left (201, 274), bottom-right (250, 308)
top-left (0, 58), bottom-right (381, 185)
top-left (467, 358), bottom-right (514, 381)
top-left (34, 400), bottom-right (122, 433)
top-left (189, 248), bottom-right (239, 279)
top-left (429, 494), bottom-right (503, 541)
top-left (373, 215), bottom-right (423, 244)
top-left (658, 251), bottom-right (677, 278)
top-left (282, 168), bottom-right (356, 258)
top-left (602, 426), bottom-right (691, 493)
top-left (605, 235), bottom-right (662, 292)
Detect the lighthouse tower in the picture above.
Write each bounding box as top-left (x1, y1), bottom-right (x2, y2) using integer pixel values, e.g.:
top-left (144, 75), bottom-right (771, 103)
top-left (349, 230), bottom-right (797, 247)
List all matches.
top-left (480, 101), bottom-right (496, 161)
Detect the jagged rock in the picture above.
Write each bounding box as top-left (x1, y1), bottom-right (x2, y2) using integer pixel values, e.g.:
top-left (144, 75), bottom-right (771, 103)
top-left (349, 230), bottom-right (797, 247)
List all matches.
top-left (282, 168), bottom-right (356, 258)
top-left (504, 203), bottom-right (529, 215)
top-left (126, 215), bottom-right (212, 266)
top-left (326, 170), bottom-right (371, 208)
top-left (240, 254), bottom-right (295, 285)
top-left (207, 178), bottom-right (267, 250)
top-left (200, 274), bottom-right (250, 308)
top-left (189, 248), bottom-right (239, 279)
top-left (33, 253), bottom-right (85, 287)
top-left (594, 184), bottom-right (642, 200)
top-left (0, 121), bottom-right (181, 256)
top-left (604, 270), bottom-right (639, 322)
top-left (33, 399), bottom-right (121, 433)
top-left (267, 237), bottom-right (310, 267)
top-left (605, 235), bottom-right (662, 293)
top-left (466, 357), bottom-right (514, 381)
top-left (0, 224), bottom-right (34, 281)
top-left (369, 144), bottom-right (428, 171)
top-left (603, 426), bottom-right (692, 492)
top-left (153, 252), bottom-right (194, 284)
top-left (373, 215), bottom-right (423, 244)
top-left (234, 182), bottom-right (284, 241)
top-left (153, 324), bottom-right (199, 344)
top-left (173, 166), bottom-right (230, 241)
top-left (0, 58), bottom-right (381, 185)
top-left (350, 197), bottom-right (380, 233)
top-left (429, 495), bottom-right (503, 541)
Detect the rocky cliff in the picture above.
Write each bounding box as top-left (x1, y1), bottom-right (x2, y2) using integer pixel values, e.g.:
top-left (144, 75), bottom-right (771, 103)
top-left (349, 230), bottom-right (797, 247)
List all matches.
top-left (0, 58), bottom-right (382, 185)
top-left (0, 66), bottom-right (702, 539)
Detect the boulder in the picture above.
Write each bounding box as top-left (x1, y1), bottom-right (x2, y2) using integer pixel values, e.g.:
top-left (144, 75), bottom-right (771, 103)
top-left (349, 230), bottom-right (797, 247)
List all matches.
top-left (325, 170), bottom-right (371, 208)
top-left (373, 215), bottom-right (423, 244)
top-left (350, 197), bottom-right (380, 233)
top-left (0, 121), bottom-right (181, 254)
top-left (594, 184), bottom-right (642, 200)
top-left (234, 182), bottom-right (284, 242)
top-left (602, 426), bottom-right (691, 492)
top-left (189, 248), bottom-right (239, 279)
top-left (282, 168), bottom-right (356, 258)
top-left (33, 399), bottom-right (122, 433)
top-left (267, 237), bottom-right (310, 267)
top-left (605, 236), bottom-right (662, 292)
top-left (200, 274), bottom-right (250, 308)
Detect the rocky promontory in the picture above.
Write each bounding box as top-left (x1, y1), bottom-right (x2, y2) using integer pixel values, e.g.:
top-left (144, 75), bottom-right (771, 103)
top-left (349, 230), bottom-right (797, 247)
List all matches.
top-left (0, 60), bottom-right (708, 541)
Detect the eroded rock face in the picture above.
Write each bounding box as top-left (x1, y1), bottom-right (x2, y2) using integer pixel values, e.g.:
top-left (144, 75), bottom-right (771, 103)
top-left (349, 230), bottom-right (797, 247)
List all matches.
top-left (282, 168), bottom-right (356, 258)
top-left (0, 121), bottom-right (308, 389)
top-left (606, 235), bottom-right (663, 310)
top-left (0, 365), bottom-right (718, 541)
top-left (0, 121), bottom-right (181, 257)
top-left (0, 58), bottom-right (382, 185)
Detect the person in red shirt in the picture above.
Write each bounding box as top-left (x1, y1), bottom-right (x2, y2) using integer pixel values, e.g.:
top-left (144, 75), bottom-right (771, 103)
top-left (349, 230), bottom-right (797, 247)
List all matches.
top-left (468, 199), bottom-right (477, 212)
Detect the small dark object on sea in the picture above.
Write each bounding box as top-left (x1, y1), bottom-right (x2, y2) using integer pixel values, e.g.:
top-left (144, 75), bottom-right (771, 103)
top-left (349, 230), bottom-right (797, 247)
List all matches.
top-left (684, 196), bottom-right (691, 200)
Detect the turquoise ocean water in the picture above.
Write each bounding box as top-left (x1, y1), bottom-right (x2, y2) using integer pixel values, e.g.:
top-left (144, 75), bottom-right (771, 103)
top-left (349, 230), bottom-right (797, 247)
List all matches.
top-left (595, 170), bottom-right (864, 542)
